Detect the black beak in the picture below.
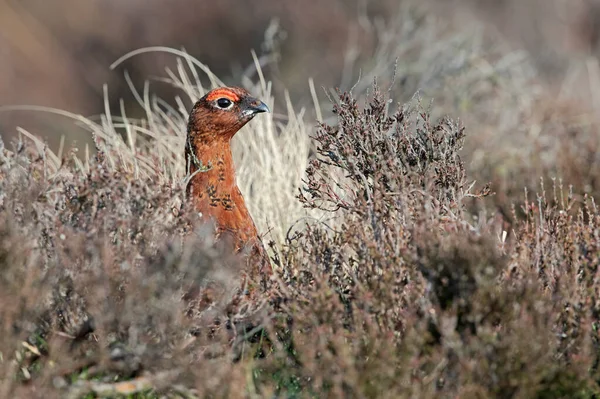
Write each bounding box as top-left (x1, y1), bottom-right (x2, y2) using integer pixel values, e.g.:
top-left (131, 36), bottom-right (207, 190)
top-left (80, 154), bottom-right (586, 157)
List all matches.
top-left (243, 98), bottom-right (270, 117)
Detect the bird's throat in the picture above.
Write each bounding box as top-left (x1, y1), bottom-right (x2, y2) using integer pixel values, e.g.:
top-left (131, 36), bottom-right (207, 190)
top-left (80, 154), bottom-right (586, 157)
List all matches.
top-left (186, 140), bottom-right (237, 189)
top-left (185, 139), bottom-right (259, 244)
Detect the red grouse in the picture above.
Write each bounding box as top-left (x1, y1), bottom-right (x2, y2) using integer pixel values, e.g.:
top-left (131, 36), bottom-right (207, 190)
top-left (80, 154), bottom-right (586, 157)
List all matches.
top-left (184, 87), bottom-right (272, 286)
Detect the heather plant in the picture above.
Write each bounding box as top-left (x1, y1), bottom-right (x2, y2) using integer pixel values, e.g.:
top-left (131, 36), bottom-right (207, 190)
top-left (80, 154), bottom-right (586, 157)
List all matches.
top-left (3, 73), bottom-right (600, 397)
top-left (256, 85), bottom-right (600, 398)
top-left (343, 2), bottom-right (600, 221)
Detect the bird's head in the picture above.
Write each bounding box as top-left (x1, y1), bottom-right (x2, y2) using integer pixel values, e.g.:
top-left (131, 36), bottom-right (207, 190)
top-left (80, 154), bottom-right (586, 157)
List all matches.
top-left (187, 87), bottom-right (270, 142)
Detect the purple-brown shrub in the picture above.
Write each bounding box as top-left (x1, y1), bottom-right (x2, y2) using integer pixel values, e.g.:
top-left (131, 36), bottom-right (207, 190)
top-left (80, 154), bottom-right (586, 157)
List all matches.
top-left (1, 81), bottom-right (600, 398)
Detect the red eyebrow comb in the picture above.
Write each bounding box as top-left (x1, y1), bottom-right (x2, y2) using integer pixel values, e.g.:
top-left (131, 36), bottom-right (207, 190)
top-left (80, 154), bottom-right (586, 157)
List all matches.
top-left (205, 88), bottom-right (241, 102)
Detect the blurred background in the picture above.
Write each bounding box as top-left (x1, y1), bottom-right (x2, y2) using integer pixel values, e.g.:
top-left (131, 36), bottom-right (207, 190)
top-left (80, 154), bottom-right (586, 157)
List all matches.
top-left (1, 0), bottom-right (600, 150)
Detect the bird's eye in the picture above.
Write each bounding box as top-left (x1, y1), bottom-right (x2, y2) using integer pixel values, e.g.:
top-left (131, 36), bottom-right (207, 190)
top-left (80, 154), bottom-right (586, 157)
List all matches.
top-left (216, 98), bottom-right (233, 109)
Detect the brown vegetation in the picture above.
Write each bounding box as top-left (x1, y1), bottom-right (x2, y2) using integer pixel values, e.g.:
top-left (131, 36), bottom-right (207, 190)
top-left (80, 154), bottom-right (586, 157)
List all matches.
top-left (2, 75), bottom-right (600, 396)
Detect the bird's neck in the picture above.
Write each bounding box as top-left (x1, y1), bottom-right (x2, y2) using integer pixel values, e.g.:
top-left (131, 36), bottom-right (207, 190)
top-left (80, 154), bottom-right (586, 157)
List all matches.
top-left (185, 133), bottom-right (259, 249)
top-left (186, 139), bottom-right (237, 189)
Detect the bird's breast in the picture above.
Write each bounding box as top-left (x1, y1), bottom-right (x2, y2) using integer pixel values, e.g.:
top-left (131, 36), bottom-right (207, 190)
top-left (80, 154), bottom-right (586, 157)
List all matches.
top-left (187, 174), bottom-right (258, 245)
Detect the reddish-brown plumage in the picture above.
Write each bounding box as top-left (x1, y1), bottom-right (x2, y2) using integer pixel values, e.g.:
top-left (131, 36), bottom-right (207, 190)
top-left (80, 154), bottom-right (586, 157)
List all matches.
top-left (185, 87), bottom-right (271, 281)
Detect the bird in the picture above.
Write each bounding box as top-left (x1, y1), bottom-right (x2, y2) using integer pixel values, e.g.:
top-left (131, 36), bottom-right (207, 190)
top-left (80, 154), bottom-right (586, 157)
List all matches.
top-left (184, 86), bottom-right (272, 289)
